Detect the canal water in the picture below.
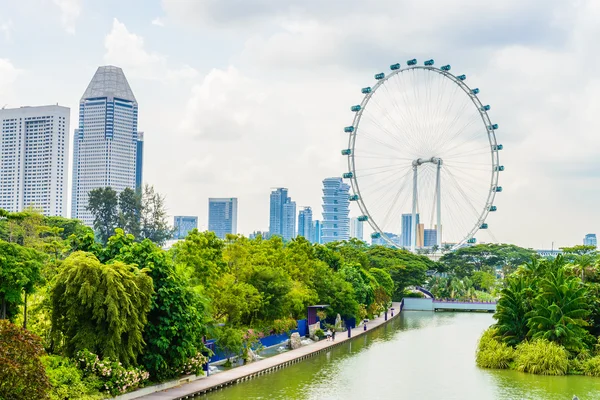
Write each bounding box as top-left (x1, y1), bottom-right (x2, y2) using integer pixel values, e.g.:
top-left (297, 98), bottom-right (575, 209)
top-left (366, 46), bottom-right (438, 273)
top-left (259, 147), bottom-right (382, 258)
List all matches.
top-left (200, 312), bottom-right (600, 400)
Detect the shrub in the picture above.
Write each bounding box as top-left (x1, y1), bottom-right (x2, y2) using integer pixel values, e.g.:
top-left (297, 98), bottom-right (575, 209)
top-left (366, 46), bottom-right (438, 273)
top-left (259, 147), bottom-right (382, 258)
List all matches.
top-left (76, 349), bottom-right (150, 396)
top-left (0, 319), bottom-right (50, 400)
top-left (514, 340), bottom-right (569, 376)
top-left (315, 329), bottom-right (325, 339)
top-left (43, 355), bottom-right (103, 400)
top-left (476, 328), bottom-right (514, 369)
top-left (581, 356), bottom-right (600, 377)
top-left (179, 352), bottom-right (209, 376)
top-left (272, 317), bottom-right (298, 334)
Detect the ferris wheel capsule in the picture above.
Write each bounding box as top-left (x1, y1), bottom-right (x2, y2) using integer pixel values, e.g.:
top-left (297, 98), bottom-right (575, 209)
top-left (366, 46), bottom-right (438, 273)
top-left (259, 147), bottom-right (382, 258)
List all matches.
top-left (351, 105), bottom-right (361, 112)
top-left (375, 73), bottom-right (385, 80)
top-left (407, 59), bottom-right (417, 66)
top-left (390, 63), bottom-right (401, 70)
top-left (441, 65), bottom-right (451, 71)
top-left (341, 149), bottom-right (352, 155)
top-left (344, 126), bottom-right (354, 133)
top-left (457, 74), bottom-right (466, 81)
top-left (361, 87), bottom-right (372, 94)
top-left (424, 59), bottom-right (434, 66)
top-left (343, 172), bottom-right (353, 179)
top-left (357, 215), bottom-right (369, 222)
top-left (471, 88), bottom-right (480, 94)
top-left (481, 105), bottom-right (490, 111)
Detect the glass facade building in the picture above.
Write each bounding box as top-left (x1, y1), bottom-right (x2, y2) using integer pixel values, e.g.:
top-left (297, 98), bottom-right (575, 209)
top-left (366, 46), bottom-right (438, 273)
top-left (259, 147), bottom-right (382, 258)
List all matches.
top-left (584, 233), bottom-right (597, 247)
top-left (269, 188), bottom-right (296, 241)
top-left (350, 217), bottom-right (364, 241)
top-left (71, 66), bottom-right (142, 226)
top-left (401, 213), bottom-right (420, 248)
top-left (321, 177), bottom-right (350, 244)
top-left (0, 105), bottom-right (70, 216)
top-left (424, 229), bottom-right (437, 247)
top-left (298, 206), bottom-right (313, 240)
top-left (173, 215), bottom-right (198, 240)
top-left (208, 198), bottom-right (238, 239)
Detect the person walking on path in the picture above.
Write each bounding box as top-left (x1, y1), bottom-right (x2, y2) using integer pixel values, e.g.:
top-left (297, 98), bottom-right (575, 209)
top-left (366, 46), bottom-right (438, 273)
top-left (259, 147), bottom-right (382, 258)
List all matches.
top-left (326, 329), bottom-right (332, 341)
top-left (332, 330), bottom-right (336, 341)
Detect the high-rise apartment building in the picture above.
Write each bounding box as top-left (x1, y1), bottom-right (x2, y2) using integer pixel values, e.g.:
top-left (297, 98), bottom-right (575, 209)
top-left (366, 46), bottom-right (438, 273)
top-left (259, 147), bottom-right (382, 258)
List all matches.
top-left (312, 220), bottom-right (322, 244)
top-left (297, 206), bottom-right (313, 240)
top-left (321, 177), bottom-right (350, 244)
top-left (0, 105), bottom-right (70, 216)
top-left (584, 233), bottom-right (597, 247)
top-left (350, 217), bottom-right (364, 241)
top-left (173, 215), bottom-right (198, 240)
top-left (401, 213), bottom-right (420, 248)
top-left (269, 188), bottom-right (296, 241)
top-left (208, 198), bottom-right (238, 239)
top-left (71, 66), bottom-right (142, 225)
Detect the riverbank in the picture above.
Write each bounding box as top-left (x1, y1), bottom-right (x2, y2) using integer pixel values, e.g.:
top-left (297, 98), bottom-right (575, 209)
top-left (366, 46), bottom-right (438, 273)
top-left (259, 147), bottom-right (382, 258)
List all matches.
top-left (133, 302), bottom-right (402, 400)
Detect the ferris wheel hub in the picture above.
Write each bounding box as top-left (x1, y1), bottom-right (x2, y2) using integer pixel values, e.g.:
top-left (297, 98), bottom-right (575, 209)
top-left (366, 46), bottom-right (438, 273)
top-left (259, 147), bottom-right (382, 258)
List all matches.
top-left (412, 157), bottom-right (443, 167)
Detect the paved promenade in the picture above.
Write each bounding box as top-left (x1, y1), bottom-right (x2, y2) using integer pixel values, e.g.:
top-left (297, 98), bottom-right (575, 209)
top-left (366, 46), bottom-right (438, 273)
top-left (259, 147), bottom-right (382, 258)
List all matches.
top-left (137, 302), bottom-right (402, 400)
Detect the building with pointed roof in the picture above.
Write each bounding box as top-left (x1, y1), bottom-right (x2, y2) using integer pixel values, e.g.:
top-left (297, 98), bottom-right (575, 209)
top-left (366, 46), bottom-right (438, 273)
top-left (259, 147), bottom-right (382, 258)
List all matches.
top-left (71, 66), bottom-right (142, 225)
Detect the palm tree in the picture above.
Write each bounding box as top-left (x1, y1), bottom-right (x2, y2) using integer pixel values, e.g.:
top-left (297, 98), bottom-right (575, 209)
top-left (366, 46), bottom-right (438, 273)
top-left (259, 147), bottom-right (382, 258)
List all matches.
top-left (494, 276), bottom-right (531, 346)
top-left (526, 268), bottom-right (592, 352)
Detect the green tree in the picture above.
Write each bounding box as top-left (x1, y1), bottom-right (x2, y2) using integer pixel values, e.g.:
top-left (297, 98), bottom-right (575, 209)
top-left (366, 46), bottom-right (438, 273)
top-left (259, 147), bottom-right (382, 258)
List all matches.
top-left (118, 187), bottom-right (142, 238)
top-left (211, 274), bottom-right (262, 325)
top-left (526, 267), bottom-right (592, 352)
top-left (339, 263), bottom-right (374, 307)
top-left (0, 320), bottom-right (50, 400)
top-left (471, 271), bottom-right (496, 292)
top-left (50, 251), bottom-right (153, 366)
top-left (87, 187), bottom-right (119, 245)
top-left (172, 229), bottom-right (226, 288)
top-left (139, 184), bottom-right (173, 245)
top-left (439, 243), bottom-right (536, 277)
top-left (494, 276), bottom-right (532, 346)
top-left (0, 240), bottom-right (44, 321)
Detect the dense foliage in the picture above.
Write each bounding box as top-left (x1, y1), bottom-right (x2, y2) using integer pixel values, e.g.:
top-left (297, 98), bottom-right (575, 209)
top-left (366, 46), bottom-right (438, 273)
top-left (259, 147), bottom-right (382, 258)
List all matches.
top-left (477, 246), bottom-right (600, 377)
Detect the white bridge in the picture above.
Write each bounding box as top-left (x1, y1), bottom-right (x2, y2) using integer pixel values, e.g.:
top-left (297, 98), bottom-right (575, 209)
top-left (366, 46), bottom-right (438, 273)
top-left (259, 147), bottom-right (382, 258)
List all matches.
top-left (403, 297), bottom-right (496, 312)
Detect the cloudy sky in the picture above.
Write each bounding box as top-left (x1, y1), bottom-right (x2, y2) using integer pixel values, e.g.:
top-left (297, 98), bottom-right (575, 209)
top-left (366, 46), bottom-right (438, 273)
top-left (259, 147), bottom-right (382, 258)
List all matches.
top-left (1, 0), bottom-right (599, 248)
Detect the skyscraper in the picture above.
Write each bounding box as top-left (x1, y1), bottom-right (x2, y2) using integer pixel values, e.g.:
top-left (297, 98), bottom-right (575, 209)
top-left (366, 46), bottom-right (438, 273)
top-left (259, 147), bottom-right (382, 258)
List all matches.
top-left (71, 66), bottom-right (142, 225)
top-left (312, 220), bottom-right (322, 244)
top-left (401, 213), bottom-right (420, 248)
top-left (584, 233), bottom-right (597, 247)
top-left (208, 198), bottom-right (238, 239)
top-left (0, 105), bottom-right (70, 216)
top-left (321, 177), bottom-right (350, 243)
top-left (269, 188), bottom-right (296, 241)
top-left (350, 217), bottom-right (364, 241)
top-left (424, 229), bottom-right (437, 247)
top-left (173, 215), bottom-right (198, 239)
top-left (298, 206), bottom-right (313, 240)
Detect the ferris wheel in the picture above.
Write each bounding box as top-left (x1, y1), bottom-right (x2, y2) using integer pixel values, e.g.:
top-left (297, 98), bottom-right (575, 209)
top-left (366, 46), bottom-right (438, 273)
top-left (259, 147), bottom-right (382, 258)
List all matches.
top-left (342, 59), bottom-right (503, 251)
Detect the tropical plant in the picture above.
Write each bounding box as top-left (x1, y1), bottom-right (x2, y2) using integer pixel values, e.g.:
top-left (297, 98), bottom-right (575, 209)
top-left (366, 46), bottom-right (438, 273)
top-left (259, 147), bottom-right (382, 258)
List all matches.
top-left (50, 252), bottom-right (153, 366)
top-left (494, 275), bottom-right (532, 346)
top-left (526, 267), bottom-right (592, 352)
top-left (581, 356), bottom-right (600, 377)
top-left (514, 340), bottom-right (569, 375)
top-left (475, 328), bottom-right (514, 369)
top-left (0, 320), bottom-right (51, 400)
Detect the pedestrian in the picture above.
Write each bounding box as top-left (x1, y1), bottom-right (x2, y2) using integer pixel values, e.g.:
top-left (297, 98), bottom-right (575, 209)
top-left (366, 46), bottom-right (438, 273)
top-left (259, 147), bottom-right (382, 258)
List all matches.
top-left (332, 330), bottom-right (336, 341)
top-left (326, 329), bottom-right (332, 341)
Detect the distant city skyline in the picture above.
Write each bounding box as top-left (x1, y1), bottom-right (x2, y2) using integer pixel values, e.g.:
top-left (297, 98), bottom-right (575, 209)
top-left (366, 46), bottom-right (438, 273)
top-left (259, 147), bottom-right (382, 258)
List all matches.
top-left (173, 215), bottom-right (198, 240)
top-left (584, 233), bottom-right (597, 247)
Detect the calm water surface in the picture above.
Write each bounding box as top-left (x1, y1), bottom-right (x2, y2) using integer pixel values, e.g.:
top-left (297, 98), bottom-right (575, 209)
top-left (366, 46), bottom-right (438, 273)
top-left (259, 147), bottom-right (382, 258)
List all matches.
top-left (200, 312), bottom-right (600, 400)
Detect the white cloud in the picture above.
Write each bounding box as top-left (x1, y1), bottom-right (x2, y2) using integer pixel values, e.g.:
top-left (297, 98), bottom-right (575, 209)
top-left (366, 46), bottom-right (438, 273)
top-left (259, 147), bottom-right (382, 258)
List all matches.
top-left (151, 17), bottom-right (165, 27)
top-left (52, 0), bottom-right (81, 34)
top-left (0, 19), bottom-right (13, 42)
top-left (104, 18), bottom-right (198, 81)
top-left (0, 59), bottom-right (22, 105)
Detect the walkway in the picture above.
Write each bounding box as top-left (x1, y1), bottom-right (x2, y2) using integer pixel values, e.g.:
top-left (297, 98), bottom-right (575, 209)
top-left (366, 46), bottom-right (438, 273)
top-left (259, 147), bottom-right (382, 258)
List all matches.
top-left (403, 297), bottom-right (496, 312)
top-left (136, 302), bottom-right (403, 400)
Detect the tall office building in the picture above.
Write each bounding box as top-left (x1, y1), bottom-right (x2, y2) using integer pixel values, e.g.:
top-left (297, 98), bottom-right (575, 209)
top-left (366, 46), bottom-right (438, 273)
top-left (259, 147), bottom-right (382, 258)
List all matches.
top-left (321, 177), bottom-right (350, 244)
top-left (71, 66), bottom-right (142, 225)
top-left (350, 217), bottom-right (364, 241)
top-left (297, 206), bottom-right (313, 240)
top-left (401, 213), bottom-right (420, 248)
top-left (173, 215), bottom-right (198, 239)
top-left (424, 228), bottom-right (437, 247)
top-left (312, 220), bottom-right (322, 244)
top-left (208, 198), bottom-right (238, 239)
top-left (584, 233), bottom-right (597, 247)
top-left (0, 105), bottom-right (70, 216)
top-left (269, 187), bottom-right (296, 241)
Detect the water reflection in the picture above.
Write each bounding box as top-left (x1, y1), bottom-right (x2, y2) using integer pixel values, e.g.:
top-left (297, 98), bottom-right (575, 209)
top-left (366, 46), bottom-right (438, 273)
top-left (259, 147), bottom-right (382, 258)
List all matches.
top-left (199, 312), bottom-right (600, 400)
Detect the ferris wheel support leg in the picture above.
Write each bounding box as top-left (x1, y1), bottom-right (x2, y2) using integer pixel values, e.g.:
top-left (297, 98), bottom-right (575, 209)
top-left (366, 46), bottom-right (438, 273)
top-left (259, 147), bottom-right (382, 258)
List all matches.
top-left (436, 160), bottom-right (442, 248)
top-left (411, 165), bottom-right (418, 252)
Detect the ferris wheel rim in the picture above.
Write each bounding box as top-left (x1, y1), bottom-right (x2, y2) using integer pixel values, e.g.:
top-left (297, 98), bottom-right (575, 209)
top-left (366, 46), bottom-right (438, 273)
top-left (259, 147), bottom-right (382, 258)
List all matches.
top-left (345, 64), bottom-right (500, 250)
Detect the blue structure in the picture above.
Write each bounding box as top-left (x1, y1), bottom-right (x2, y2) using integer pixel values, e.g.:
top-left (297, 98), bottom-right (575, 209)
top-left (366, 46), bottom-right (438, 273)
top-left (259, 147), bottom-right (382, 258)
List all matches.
top-left (424, 229), bottom-right (437, 247)
top-left (312, 219), bottom-right (322, 244)
top-left (269, 188), bottom-right (296, 241)
top-left (401, 213), bottom-right (419, 248)
top-left (584, 233), bottom-right (597, 247)
top-left (298, 206), bottom-right (313, 240)
top-left (173, 216), bottom-right (198, 240)
top-left (135, 132), bottom-right (144, 192)
top-left (208, 198), bottom-right (238, 239)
